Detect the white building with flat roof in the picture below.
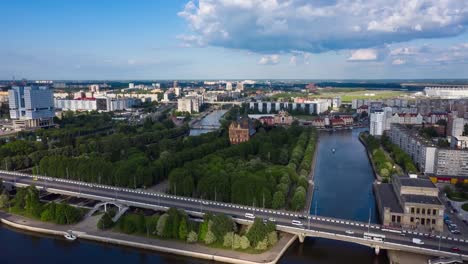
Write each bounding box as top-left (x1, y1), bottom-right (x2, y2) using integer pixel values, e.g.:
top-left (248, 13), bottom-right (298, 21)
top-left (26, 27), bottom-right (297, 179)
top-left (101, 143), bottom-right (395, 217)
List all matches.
top-left (370, 111), bottom-right (385, 136)
top-left (424, 86), bottom-right (468, 99)
top-left (8, 86), bottom-right (55, 129)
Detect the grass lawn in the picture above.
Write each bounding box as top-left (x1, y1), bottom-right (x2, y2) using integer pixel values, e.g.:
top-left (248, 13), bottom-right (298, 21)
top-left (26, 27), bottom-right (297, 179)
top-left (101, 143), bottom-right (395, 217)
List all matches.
top-left (462, 203), bottom-right (468, 212)
top-left (447, 192), bottom-right (468, 202)
top-left (270, 89), bottom-right (411, 103)
top-left (293, 115), bottom-right (319, 121)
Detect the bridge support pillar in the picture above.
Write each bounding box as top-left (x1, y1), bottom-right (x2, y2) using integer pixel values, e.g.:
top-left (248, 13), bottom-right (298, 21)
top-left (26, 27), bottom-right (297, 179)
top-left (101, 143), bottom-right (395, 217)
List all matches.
top-left (298, 234), bottom-right (305, 243)
top-left (374, 246), bottom-right (380, 255)
top-left (104, 203), bottom-right (107, 212)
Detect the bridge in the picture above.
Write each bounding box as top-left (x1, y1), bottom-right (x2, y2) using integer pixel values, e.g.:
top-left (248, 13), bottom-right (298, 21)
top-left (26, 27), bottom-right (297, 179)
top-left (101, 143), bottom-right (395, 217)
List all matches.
top-left (86, 201), bottom-right (129, 222)
top-left (190, 124), bottom-right (220, 130)
top-left (205, 101), bottom-right (243, 106)
top-left (1, 170), bottom-right (467, 260)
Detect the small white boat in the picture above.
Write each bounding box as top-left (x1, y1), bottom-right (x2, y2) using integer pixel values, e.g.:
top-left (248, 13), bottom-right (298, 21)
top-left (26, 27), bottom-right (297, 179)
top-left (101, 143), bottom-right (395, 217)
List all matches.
top-left (64, 231), bottom-right (77, 241)
top-left (331, 148), bottom-right (336, 153)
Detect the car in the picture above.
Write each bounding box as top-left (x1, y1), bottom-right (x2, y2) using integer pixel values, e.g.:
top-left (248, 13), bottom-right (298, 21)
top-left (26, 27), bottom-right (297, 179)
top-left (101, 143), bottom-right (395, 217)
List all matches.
top-left (244, 213), bottom-right (255, 219)
top-left (450, 229), bottom-right (460, 235)
top-left (451, 247), bottom-right (460, 252)
top-left (399, 233), bottom-right (406, 237)
top-left (292, 220), bottom-right (303, 226)
top-left (298, 215), bottom-right (306, 220)
top-left (345, 230), bottom-right (354, 235)
top-left (268, 217), bottom-right (276, 222)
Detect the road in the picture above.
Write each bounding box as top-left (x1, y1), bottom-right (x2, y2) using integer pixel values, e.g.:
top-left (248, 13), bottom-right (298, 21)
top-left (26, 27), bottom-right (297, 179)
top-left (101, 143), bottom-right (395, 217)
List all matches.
top-left (0, 170), bottom-right (467, 260)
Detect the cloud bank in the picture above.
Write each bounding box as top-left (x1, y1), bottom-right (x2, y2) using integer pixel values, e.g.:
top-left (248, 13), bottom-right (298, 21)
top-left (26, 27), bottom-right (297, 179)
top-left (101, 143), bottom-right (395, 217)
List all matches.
top-left (179, 0), bottom-right (468, 54)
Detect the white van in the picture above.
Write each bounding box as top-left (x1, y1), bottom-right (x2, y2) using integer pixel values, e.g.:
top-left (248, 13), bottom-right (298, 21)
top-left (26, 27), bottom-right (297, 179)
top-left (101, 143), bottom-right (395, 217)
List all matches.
top-left (292, 220), bottom-right (303, 226)
top-left (245, 213), bottom-right (255, 219)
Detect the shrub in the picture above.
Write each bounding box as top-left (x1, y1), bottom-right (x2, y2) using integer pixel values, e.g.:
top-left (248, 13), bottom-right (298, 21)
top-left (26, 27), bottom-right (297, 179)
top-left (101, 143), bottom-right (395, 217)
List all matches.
top-left (240, 236), bottom-right (250, 249)
top-left (187, 230), bottom-right (198, 243)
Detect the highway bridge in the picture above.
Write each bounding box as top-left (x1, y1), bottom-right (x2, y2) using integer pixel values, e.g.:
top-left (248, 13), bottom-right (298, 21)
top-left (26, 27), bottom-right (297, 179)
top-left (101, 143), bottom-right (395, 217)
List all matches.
top-left (0, 170), bottom-right (467, 260)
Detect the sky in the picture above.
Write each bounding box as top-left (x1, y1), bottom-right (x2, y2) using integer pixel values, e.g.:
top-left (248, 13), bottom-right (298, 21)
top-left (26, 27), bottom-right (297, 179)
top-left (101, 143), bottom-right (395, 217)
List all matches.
top-left (1, 0), bottom-right (468, 80)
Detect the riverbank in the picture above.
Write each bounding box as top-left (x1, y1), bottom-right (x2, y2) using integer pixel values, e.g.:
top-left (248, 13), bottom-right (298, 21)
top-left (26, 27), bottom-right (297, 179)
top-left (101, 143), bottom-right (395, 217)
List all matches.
top-left (306, 135), bottom-right (319, 213)
top-left (0, 211), bottom-right (296, 264)
top-left (358, 132), bottom-right (383, 182)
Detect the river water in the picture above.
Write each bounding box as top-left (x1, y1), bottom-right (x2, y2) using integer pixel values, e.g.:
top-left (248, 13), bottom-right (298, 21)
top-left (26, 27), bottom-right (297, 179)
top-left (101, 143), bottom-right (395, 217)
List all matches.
top-left (189, 110), bottom-right (228, 136)
top-left (0, 128), bottom-right (388, 263)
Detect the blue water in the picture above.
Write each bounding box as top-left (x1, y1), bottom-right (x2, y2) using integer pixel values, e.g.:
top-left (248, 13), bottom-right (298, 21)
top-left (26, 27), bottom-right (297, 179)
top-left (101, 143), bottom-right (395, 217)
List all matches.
top-left (0, 128), bottom-right (388, 263)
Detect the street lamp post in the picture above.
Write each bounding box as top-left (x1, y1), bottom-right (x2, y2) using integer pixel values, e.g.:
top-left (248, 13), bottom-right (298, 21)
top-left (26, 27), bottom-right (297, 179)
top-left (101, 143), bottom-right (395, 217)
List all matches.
top-left (367, 207), bottom-right (372, 234)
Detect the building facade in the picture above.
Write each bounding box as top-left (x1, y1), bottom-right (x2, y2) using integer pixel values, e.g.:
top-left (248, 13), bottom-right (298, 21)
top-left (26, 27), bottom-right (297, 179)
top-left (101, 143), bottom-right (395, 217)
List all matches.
top-left (389, 124), bottom-right (468, 183)
top-left (55, 97), bottom-right (138, 112)
top-left (370, 111), bottom-right (385, 136)
top-left (8, 86), bottom-right (55, 129)
top-left (248, 100), bottom-right (328, 115)
top-left (228, 117), bottom-right (255, 145)
top-left (273, 111), bottom-right (293, 125)
top-left (375, 175), bottom-right (444, 232)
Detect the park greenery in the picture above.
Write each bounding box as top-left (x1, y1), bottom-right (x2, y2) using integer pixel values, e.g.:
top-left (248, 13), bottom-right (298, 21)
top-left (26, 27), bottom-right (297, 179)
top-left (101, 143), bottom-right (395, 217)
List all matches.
top-left (0, 185), bottom-right (83, 224)
top-left (168, 116), bottom-right (317, 210)
top-left (0, 106), bottom-right (316, 211)
top-left (444, 182), bottom-right (468, 202)
top-left (462, 203), bottom-right (468, 212)
top-left (98, 208), bottom-right (278, 252)
top-left (0, 111), bottom-right (227, 189)
top-left (361, 133), bottom-right (417, 181)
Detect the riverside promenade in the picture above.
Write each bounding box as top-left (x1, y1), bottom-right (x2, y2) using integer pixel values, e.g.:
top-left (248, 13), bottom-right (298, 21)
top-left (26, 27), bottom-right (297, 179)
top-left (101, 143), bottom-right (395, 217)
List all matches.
top-left (0, 211), bottom-right (296, 264)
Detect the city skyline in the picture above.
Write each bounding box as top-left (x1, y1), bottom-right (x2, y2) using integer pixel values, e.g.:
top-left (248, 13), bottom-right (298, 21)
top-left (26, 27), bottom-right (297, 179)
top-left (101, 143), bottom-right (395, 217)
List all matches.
top-left (1, 0), bottom-right (468, 80)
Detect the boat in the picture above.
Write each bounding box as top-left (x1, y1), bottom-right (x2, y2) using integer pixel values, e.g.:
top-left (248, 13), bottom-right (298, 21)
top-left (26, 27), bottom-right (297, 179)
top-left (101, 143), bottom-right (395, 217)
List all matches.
top-left (64, 231), bottom-right (77, 241)
top-left (331, 148), bottom-right (336, 153)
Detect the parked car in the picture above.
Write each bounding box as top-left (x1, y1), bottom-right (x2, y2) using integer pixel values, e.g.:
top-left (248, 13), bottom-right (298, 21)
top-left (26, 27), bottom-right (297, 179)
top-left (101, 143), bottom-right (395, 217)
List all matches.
top-left (451, 247), bottom-right (460, 252)
top-left (345, 230), bottom-right (354, 235)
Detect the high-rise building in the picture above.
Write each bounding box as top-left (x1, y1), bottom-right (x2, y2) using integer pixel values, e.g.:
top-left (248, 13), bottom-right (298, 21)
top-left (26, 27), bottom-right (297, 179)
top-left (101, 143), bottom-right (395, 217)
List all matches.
top-left (236, 82), bottom-right (244, 91)
top-left (226, 82), bottom-right (232, 91)
top-left (370, 111), bottom-right (384, 136)
top-left (8, 86), bottom-right (55, 129)
top-left (89, 84), bottom-right (100, 93)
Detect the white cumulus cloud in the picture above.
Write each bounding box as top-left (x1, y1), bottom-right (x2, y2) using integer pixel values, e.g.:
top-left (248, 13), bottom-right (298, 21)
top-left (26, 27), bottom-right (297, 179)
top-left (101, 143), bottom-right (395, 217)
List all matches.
top-left (258, 54), bottom-right (280, 65)
top-left (347, 49), bottom-right (379, 61)
top-left (392, 58), bottom-right (406, 65)
top-left (178, 0), bottom-right (468, 54)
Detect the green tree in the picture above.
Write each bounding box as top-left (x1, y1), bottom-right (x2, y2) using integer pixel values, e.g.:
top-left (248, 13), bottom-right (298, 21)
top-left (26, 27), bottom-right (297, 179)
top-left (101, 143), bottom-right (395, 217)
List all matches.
top-left (187, 230), bottom-right (198, 243)
top-left (271, 191), bottom-right (285, 209)
top-left (137, 213), bottom-right (146, 234)
top-left (204, 230), bottom-right (216, 245)
top-left (240, 236), bottom-right (250, 249)
top-left (178, 217), bottom-right (188, 241)
top-left (0, 191), bottom-right (9, 209)
top-left (156, 214), bottom-right (168, 236)
top-left (267, 231), bottom-right (278, 246)
top-left (40, 202), bottom-right (56, 222)
top-left (98, 213), bottom-right (114, 230)
top-left (255, 238), bottom-right (268, 250)
top-left (198, 220), bottom-right (209, 241)
top-left (223, 232), bottom-right (234, 248)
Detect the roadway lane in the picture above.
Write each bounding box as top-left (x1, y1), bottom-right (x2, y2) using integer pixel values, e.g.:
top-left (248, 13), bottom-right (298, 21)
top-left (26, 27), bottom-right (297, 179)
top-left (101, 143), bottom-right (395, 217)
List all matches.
top-left (1, 171), bottom-right (467, 258)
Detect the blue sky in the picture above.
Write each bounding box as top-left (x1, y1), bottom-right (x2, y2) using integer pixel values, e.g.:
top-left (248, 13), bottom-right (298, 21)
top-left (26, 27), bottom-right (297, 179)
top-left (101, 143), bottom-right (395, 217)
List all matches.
top-left (1, 0), bottom-right (468, 80)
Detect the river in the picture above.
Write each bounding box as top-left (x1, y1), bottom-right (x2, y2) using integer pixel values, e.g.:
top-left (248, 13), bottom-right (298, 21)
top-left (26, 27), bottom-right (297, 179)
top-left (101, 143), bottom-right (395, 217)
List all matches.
top-left (189, 109), bottom-right (227, 136)
top-left (0, 128), bottom-right (388, 263)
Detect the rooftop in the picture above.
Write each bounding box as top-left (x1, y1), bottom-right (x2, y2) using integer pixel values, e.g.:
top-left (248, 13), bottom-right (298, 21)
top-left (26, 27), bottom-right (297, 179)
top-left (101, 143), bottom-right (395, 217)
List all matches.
top-left (401, 194), bottom-right (442, 205)
top-left (375, 184), bottom-right (404, 214)
top-left (398, 177), bottom-right (436, 188)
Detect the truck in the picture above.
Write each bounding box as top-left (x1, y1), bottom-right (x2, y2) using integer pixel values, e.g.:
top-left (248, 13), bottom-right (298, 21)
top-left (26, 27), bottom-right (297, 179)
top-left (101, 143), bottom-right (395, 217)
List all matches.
top-left (412, 238), bottom-right (424, 245)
